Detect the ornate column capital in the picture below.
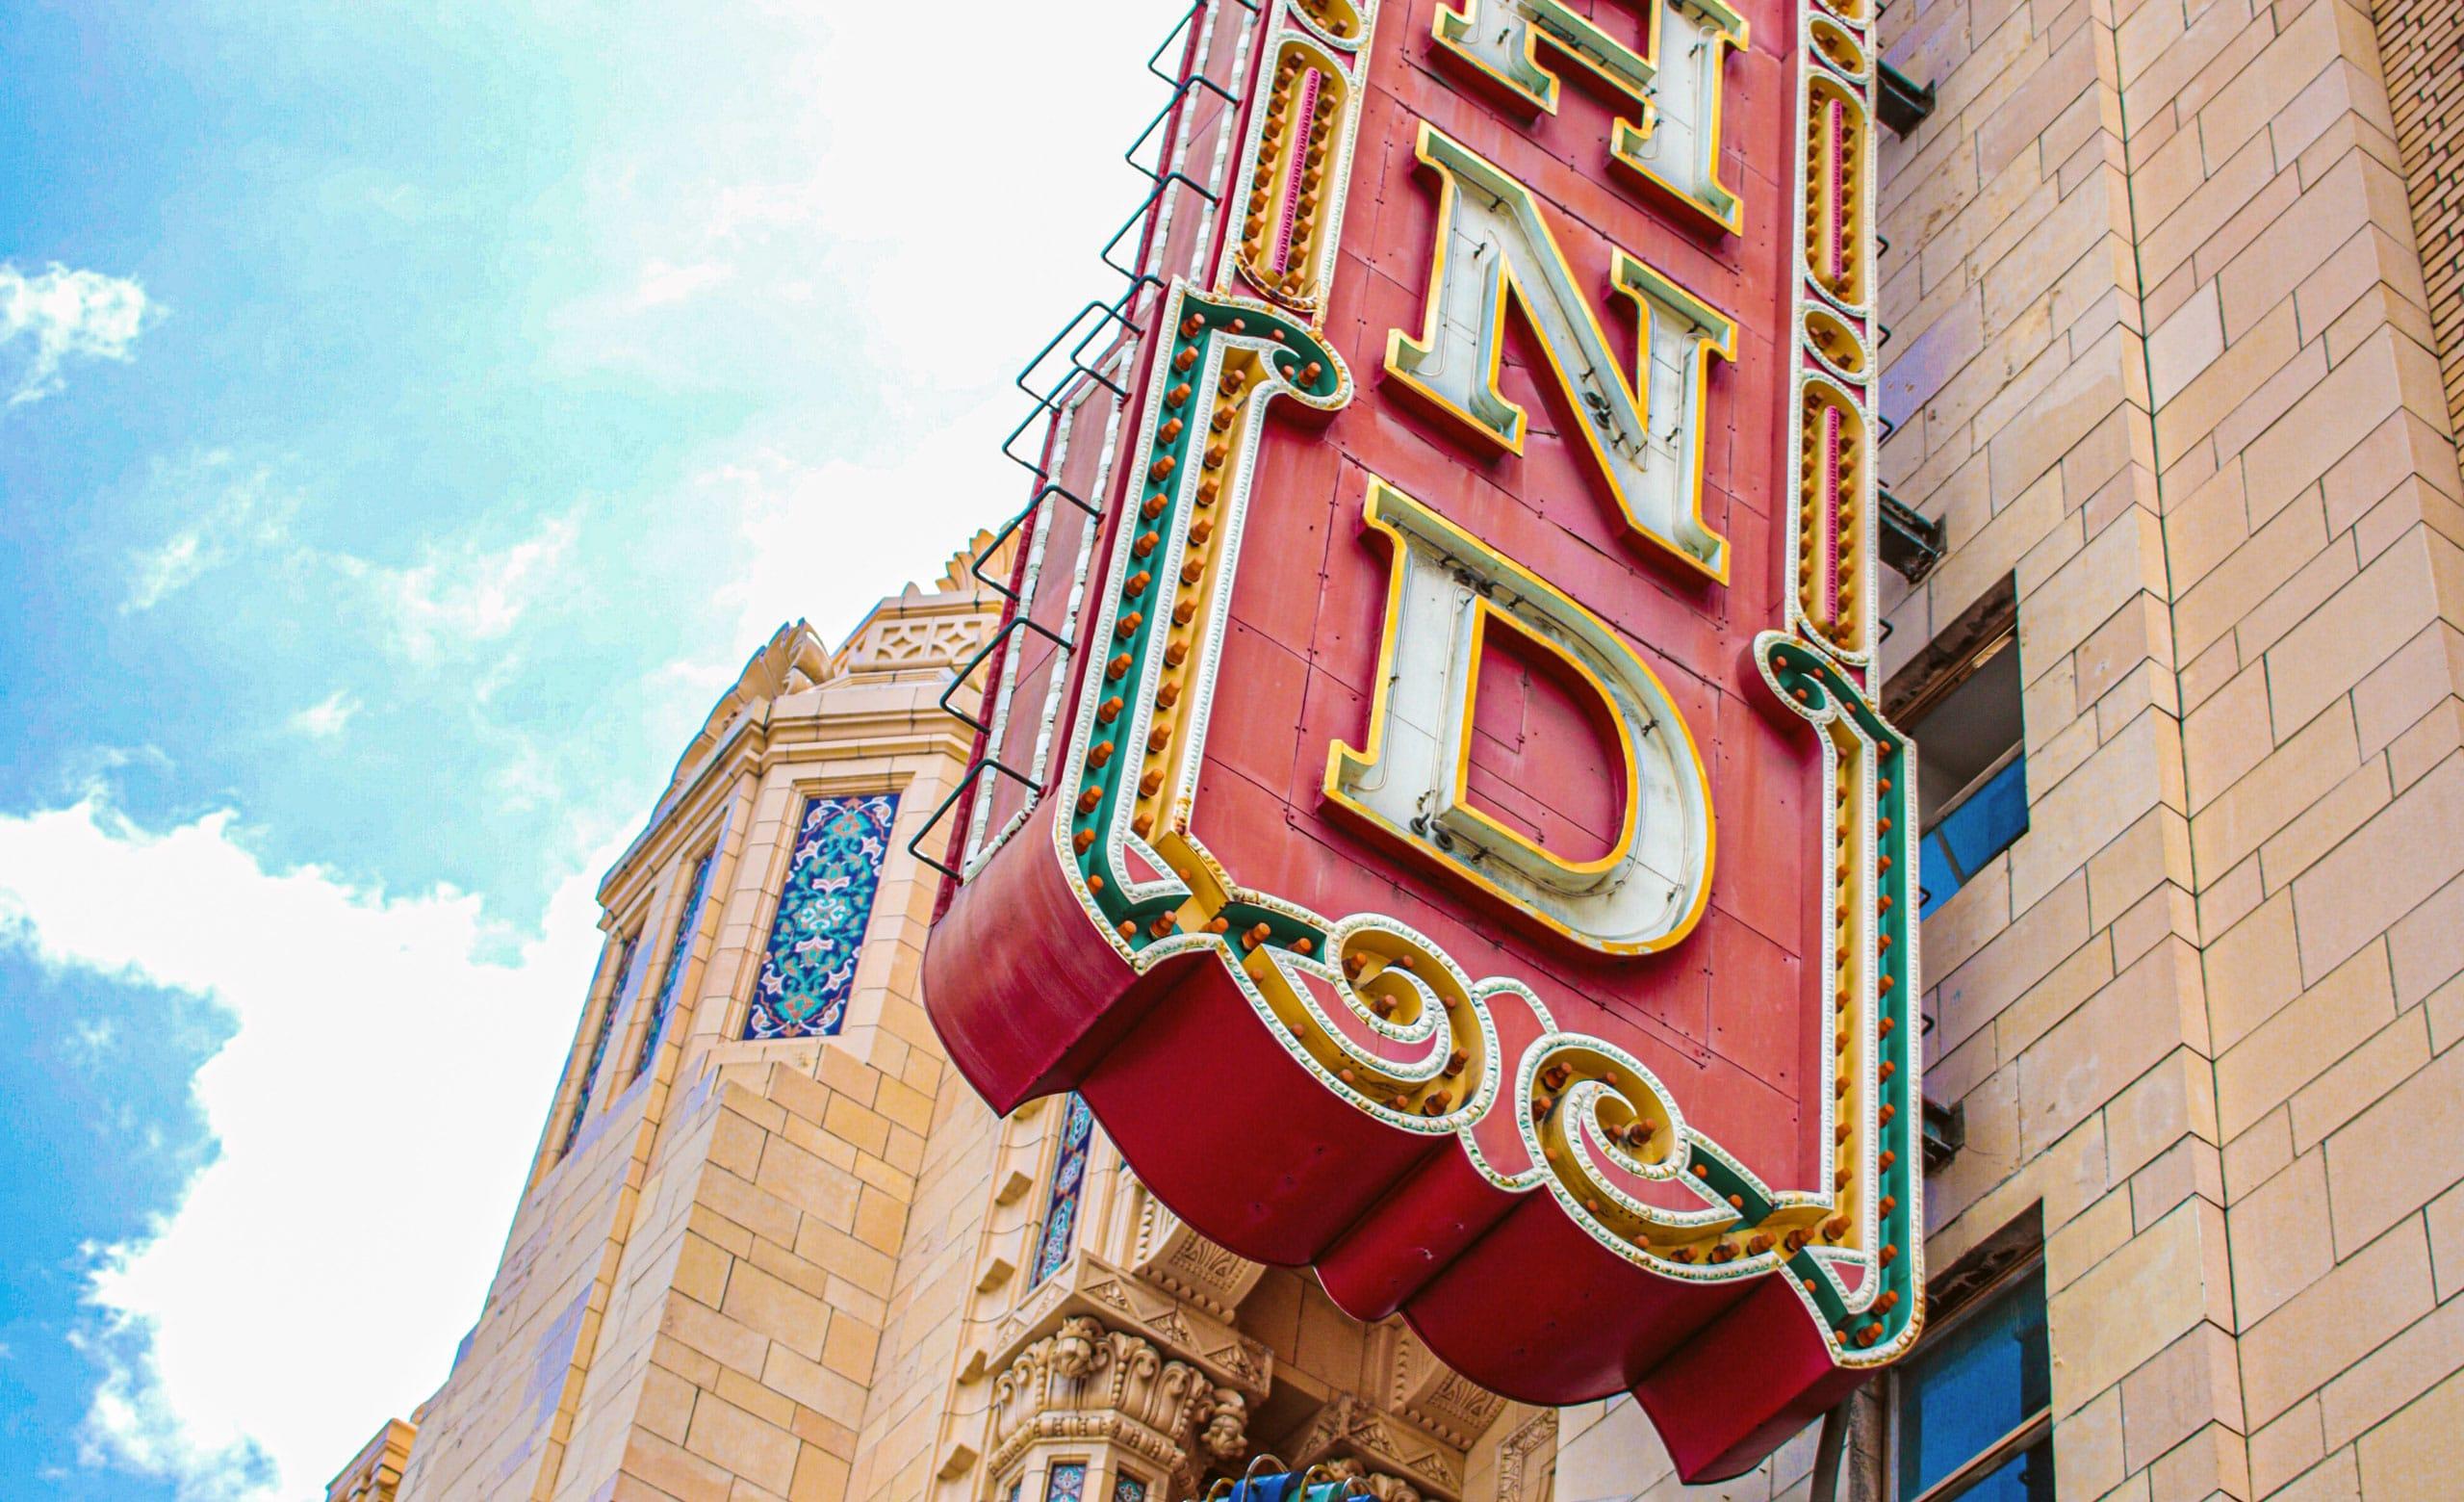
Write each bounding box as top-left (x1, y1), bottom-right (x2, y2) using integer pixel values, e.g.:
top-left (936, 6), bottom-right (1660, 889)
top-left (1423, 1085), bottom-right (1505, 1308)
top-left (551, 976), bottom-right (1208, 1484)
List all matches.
top-left (986, 1316), bottom-right (1252, 1489)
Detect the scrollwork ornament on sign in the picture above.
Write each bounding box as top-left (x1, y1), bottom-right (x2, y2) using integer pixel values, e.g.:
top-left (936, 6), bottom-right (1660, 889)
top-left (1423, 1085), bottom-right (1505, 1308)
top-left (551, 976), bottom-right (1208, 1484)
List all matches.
top-left (927, 0), bottom-right (1920, 1478)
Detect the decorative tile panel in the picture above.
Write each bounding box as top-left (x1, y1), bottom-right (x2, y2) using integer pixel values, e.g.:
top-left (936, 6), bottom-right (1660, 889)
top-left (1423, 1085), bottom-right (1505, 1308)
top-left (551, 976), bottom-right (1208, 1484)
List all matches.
top-left (1112, 1475), bottom-right (1148, 1502)
top-left (1031, 1094), bottom-right (1096, 1284)
top-left (1046, 1463), bottom-right (1088, 1502)
top-left (743, 793), bottom-right (899, 1041)
top-left (560, 932), bottom-right (640, 1155)
top-left (634, 845), bottom-right (716, 1078)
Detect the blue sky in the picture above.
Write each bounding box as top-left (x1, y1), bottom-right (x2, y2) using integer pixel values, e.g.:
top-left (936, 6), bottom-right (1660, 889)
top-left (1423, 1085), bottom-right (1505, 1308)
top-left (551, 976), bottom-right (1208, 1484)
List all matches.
top-left (0, 2), bottom-right (1163, 1493)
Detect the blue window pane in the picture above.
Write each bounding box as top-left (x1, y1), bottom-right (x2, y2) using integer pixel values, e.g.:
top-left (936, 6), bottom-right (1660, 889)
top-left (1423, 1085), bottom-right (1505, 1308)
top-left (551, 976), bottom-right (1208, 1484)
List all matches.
top-left (1032, 1095), bottom-right (1097, 1283)
top-left (1898, 1265), bottom-right (2050, 1499)
top-left (1938, 758), bottom-right (2029, 877)
top-left (1959, 1442), bottom-right (2054, 1502)
top-left (634, 846), bottom-right (718, 1079)
top-left (744, 793), bottom-right (899, 1042)
top-left (560, 933), bottom-right (642, 1156)
top-left (1918, 758), bottom-right (2029, 918)
top-left (1918, 831), bottom-right (1957, 918)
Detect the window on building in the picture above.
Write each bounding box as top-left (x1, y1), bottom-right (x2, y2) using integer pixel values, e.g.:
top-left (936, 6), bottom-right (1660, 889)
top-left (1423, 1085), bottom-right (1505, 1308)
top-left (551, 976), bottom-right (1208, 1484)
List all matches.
top-left (1889, 1246), bottom-right (2053, 1502)
top-left (743, 791), bottom-right (900, 1041)
top-left (1046, 1463), bottom-right (1089, 1502)
top-left (633, 844), bottom-right (718, 1081)
top-left (1887, 579), bottom-right (2027, 917)
top-left (1031, 1094), bottom-right (1097, 1284)
top-left (1111, 1473), bottom-right (1150, 1502)
top-left (559, 931), bottom-right (643, 1157)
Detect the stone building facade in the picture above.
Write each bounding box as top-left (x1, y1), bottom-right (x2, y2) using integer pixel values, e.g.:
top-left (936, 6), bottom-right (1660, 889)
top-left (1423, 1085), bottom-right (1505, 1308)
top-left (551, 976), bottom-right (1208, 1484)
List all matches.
top-left (334, 0), bottom-right (2464, 1492)
top-left (346, 542), bottom-right (1553, 1502)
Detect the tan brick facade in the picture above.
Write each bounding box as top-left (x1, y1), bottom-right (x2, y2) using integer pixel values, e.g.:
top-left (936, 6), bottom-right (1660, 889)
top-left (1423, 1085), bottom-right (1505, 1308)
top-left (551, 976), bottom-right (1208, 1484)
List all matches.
top-left (374, 544), bottom-right (1536, 1502)
top-left (329, 1416), bottom-right (421, 1502)
top-left (1553, 0), bottom-right (2464, 1489)
top-left (2372, 0), bottom-right (2464, 433)
top-left (389, 555), bottom-right (1014, 1502)
top-left (346, 0), bottom-right (2464, 1492)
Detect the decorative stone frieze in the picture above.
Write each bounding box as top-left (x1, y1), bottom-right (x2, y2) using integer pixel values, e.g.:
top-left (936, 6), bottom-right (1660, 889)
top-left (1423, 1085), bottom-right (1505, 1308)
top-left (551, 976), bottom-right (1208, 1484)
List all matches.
top-left (984, 1316), bottom-right (1243, 1488)
top-left (1281, 1394), bottom-right (1462, 1501)
top-left (974, 1250), bottom-right (1273, 1402)
top-left (1487, 1410), bottom-right (1555, 1502)
top-left (1323, 1457), bottom-right (1423, 1502)
top-left (1130, 1198), bottom-right (1267, 1320)
top-left (1378, 1325), bottom-right (1506, 1452)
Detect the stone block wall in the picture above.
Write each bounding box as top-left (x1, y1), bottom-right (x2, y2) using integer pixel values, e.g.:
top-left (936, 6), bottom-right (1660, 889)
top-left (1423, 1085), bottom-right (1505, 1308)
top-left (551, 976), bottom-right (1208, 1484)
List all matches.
top-left (386, 572), bottom-right (1007, 1502)
top-left (564, 1056), bottom-right (939, 1502)
top-left (1555, 0), bottom-right (2464, 1489)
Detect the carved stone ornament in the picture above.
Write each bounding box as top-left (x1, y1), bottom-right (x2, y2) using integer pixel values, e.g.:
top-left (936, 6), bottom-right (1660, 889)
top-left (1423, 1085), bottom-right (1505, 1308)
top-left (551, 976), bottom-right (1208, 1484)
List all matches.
top-left (1049, 1315), bottom-right (1102, 1381)
top-left (986, 1251), bottom-right (1272, 1399)
top-left (1381, 1325), bottom-right (1507, 1450)
top-left (1491, 1409), bottom-right (1558, 1502)
top-left (1286, 1394), bottom-right (1462, 1500)
top-left (1132, 1196), bottom-right (1268, 1320)
top-left (1326, 1458), bottom-right (1424, 1502)
top-left (1198, 1386), bottom-right (1250, 1463)
top-left (986, 1317), bottom-right (1218, 1484)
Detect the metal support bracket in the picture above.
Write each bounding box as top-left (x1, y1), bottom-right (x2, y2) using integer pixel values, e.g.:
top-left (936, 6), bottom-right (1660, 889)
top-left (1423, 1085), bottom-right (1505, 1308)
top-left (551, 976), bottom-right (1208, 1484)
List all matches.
top-left (1878, 486), bottom-right (1947, 583)
top-left (907, 754), bottom-right (1048, 882)
top-left (937, 611), bottom-right (1074, 738)
top-left (1921, 1098), bottom-right (1966, 1172)
top-left (1878, 60), bottom-right (1938, 137)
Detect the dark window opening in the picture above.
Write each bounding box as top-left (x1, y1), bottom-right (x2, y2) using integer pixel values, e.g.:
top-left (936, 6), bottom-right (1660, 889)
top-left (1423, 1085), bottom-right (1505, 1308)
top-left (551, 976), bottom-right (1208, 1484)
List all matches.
top-left (1889, 1215), bottom-right (2053, 1502)
top-left (1886, 579), bottom-right (2028, 917)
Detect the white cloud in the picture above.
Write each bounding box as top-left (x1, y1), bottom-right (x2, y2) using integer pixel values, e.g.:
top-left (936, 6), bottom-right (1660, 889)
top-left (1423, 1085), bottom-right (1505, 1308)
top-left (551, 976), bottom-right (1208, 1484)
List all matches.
top-left (654, 419), bottom-right (1013, 687)
top-left (123, 454), bottom-right (298, 613)
top-left (1, 262), bottom-right (155, 406)
top-left (629, 258), bottom-right (734, 309)
top-left (286, 691), bottom-right (360, 739)
top-left (0, 798), bottom-right (610, 1500)
top-left (541, 0), bottom-right (1161, 405)
top-left (345, 510), bottom-right (581, 662)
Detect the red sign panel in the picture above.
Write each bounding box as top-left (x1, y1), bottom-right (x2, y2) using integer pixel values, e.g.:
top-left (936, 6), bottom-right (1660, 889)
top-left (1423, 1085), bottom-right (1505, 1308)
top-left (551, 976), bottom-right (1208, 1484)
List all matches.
top-left (924, 0), bottom-right (1920, 1478)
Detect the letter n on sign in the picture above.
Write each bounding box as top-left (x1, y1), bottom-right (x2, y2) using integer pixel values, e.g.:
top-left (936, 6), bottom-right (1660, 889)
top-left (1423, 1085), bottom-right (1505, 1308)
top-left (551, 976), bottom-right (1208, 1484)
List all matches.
top-left (922, 0), bottom-right (1919, 1479)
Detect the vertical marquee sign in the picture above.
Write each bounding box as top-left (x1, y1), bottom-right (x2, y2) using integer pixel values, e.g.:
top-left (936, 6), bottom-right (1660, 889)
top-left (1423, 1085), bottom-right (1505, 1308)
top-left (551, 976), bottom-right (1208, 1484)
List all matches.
top-left (921, 0), bottom-right (1918, 1478)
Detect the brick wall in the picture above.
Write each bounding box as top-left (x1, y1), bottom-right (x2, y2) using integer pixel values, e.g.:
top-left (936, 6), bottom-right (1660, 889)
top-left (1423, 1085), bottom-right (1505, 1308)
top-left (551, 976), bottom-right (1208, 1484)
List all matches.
top-left (1561, 0), bottom-right (2464, 1492)
top-left (2371, 0), bottom-right (2464, 434)
top-left (385, 587), bottom-right (998, 1502)
top-left (1879, 0), bottom-right (2464, 1491)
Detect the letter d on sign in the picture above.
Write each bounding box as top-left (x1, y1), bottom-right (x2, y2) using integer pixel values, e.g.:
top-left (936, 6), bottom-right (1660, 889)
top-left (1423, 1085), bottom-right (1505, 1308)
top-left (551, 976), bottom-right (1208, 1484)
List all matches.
top-left (1325, 479), bottom-right (1714, 954)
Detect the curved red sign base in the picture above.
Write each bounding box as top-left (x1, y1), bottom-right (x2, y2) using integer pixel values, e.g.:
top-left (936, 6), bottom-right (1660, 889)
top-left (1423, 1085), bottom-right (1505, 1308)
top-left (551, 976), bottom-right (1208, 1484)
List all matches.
top-left (928, 798), bottom-right (1861, 1483)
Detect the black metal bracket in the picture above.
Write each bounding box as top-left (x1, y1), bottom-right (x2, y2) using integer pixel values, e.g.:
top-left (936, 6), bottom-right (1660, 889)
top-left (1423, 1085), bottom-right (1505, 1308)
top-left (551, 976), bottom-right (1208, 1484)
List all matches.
top-left (1016, 298), bottom-right (1136, 407)
top-left (968, 483), bottom-right (1105, 604)
top-left (1002, 294), bottom-right (1144, 476)
top-left (1144, 0), bottom-right (1255, 97)
top-left (937, 611), bottom-right (1074, 738)
top-left (1146, 1), bottom-right (1206, 88)
top-left (1101, 168), bottom-right (1219, 283)
top-left (1878, 60), bottom-right (1938, 138)
top-left (1921, 1098), bottom-right (1966, 1172)
top-left (907, 754), bottom-right (1049, 882)
top-left (968, 503), bottom-right (1039, 603)
top-left (1879, 486), bottom-right (1946, 584)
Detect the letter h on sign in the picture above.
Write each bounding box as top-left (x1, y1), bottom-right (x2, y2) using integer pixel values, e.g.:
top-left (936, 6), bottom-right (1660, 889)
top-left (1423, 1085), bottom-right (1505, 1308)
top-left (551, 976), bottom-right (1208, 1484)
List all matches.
top-left (925, 0), bottom-right (1916, 1481)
